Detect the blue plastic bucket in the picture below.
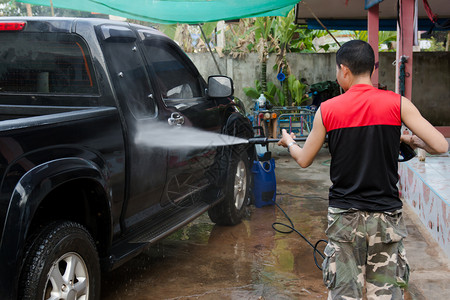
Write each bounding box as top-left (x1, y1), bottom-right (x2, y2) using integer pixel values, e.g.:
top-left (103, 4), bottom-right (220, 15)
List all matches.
top-left (251, 158), bottom-right (276, 208)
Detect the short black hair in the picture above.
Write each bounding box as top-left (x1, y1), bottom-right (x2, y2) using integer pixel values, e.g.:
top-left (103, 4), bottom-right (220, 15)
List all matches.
top-left (336, 40), bottom-right (375, 76)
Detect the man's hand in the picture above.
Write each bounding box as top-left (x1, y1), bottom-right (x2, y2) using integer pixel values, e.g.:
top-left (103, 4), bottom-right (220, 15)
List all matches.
top-left (401, 134), bottom-right (443, 154)
top-left (278, 129), bottom-right (296, 148)
top-left (409, 135), bottom-right (427, 149)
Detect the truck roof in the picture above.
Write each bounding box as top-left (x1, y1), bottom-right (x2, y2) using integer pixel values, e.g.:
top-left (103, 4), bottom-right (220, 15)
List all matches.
top-left (0, 17), bottom-right (166, 38)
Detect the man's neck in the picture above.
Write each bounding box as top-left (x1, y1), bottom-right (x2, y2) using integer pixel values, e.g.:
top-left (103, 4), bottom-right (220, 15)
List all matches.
top-left (348, 75), bottom-right (373, 89)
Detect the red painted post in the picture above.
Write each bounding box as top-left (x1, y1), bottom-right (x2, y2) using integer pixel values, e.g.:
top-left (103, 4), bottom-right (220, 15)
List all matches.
top-left (395, 0), bottom-right (414, 100)
top-left (368, 4), bottom-right (379, 88)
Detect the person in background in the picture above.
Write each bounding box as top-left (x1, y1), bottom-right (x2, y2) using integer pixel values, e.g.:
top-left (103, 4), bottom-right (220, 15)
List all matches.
top-left (278, 40), bottom-right (448, 300)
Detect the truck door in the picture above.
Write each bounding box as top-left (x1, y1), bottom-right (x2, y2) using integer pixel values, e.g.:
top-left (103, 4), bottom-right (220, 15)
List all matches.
top-left (98, 24), bottom-right (167, 229)
top-left (137, 31), bottom-right (220, 207)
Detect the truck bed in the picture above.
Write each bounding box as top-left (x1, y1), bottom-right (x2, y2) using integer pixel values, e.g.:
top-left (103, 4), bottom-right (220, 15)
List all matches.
top-left (0, 104), bottom-right (91, 121)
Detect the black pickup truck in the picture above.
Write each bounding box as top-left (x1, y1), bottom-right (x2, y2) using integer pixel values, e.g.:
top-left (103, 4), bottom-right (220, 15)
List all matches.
top-left (0, 17), bottom-right (254, 300)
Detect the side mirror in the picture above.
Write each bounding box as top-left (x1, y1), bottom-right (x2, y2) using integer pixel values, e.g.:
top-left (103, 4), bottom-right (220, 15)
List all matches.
top-left (207, 75), bottom-right (233, 98)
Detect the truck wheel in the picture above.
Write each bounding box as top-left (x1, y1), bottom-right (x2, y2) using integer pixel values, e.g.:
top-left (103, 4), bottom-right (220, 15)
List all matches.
top-left (208, 149), bottom-right (251, 225)
top-left (20, 221), bottom-right (100, 300)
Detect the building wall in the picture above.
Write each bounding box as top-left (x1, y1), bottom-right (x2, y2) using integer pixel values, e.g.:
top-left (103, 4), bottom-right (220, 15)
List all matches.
top-left (188, 51), bottom-right (450, 126)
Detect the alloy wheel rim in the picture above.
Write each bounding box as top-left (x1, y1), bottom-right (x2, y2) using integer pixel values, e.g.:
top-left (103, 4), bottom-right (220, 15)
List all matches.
top-left (234, 160), bottom-right (247, 209)
top-left (44, 252), bottom-right (89, 300)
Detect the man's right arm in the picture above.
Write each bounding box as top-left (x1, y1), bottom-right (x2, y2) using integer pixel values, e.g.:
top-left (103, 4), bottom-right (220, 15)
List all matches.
top-left (401, 97), bottom-right (448, 154)
top-left (278, 108), bottom-right (327, 168)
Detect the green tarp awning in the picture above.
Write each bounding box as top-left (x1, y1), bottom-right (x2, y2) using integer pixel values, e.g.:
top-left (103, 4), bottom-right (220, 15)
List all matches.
top-left (18, 0), bottom-right (300, 24)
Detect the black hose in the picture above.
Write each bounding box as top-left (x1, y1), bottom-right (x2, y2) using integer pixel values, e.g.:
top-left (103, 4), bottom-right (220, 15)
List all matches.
top-left (271, 195), bottom-right (328, 271)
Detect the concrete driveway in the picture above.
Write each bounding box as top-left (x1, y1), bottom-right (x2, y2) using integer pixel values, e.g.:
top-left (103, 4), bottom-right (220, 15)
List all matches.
top-left (101, 146), bottom-right (450, 299)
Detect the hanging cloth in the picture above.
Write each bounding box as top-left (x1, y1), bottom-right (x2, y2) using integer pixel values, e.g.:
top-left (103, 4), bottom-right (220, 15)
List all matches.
top-left (422, 0), bottom-right (438, 23)
top-left (422, 0), bottom-right (450, 31)
top-left (413, 0), bottom-right (418, 46)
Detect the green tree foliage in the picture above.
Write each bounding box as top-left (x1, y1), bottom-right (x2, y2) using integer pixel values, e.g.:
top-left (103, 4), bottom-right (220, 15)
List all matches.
top-left (272, 9), bottom-right (297, 76)
top-left (223, 18), bottom-right (257, 59)
top-left (0, 0), bottom-right (98, 17)
top-left (0, 0), bottom-right (26, 16)
top-left (287, 75), bottom-right (308, 106)
top-left (352, 30), bottom-right (397, 51)
top-left (422, 37), bottom-right (445, 51)
top-left (243, 8), bottom-right (321, 106)
top-left (254, 16), bottom-right (275, 92)
top-left (156, 24), bottom-right (178, 40)
top-left (290, 28), bottom-right (328, 53)
top-left (243, 73), bottom-right (309, 107)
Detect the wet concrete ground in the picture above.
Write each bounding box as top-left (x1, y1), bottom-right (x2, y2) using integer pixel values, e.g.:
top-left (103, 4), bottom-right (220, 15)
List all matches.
top-left (101, 146), bottom-right (450, 299)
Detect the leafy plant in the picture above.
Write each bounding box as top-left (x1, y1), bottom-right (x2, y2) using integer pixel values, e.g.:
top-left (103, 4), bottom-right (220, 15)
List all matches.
top-left (272, 9), bottom-right (297, 76)
top-left (271, 10), bottom-right (325, 104)
top-left (352, 30), bottom-right (397, 51)
top-left (422, 37), bottom-right (445, 51)
top-left (157, 24), bottom-right (178, 40)
top-left (223, 18), bottom-right (256, 59)
top-left (287, 75), bottom-right (309, 106)
top-left (243, 80), bottom-right (281, 106)
top-left (290, 28), bottom-right (328, 53)
top-left (275, 87), bottom-right (286, 106)
top-left (201, 22), bottom-right (219, 39)
top-left (241, 9), bottom-right (327, 107)
top-left (243, 80), bottom-right (262, 99)
top-left (265, 81), bottom-right (278, 104)
top-left (243, 75), bottom-right (308, 108)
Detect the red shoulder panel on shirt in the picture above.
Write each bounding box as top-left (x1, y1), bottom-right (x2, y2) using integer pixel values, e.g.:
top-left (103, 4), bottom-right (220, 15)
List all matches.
top-left (321, 85), bottom-right (401, 132)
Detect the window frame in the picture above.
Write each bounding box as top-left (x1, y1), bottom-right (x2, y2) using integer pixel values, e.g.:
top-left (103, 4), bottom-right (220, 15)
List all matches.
top-left (97, 24), bottom-right (158, 120)
top-left (136, 32), bottom-right (206, 105)
top-left (0, 32), bottom-right (99, 97)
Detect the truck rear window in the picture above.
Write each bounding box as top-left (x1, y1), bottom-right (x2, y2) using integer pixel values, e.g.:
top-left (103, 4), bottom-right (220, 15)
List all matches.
top-left (0, 32), bottom-right (97, 95)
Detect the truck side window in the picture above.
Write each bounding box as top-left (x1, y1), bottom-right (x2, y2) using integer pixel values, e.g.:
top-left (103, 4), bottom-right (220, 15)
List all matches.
top-left (0, 33), bottom-right (97, 95)
top-left (100, 26), bottom-right (157, 119)
top-left (141, 43), bottom-right (203, 101)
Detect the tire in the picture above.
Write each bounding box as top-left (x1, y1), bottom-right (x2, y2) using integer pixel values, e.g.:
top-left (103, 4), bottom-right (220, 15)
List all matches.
top-left (208, 147), bottom-right (251, 225)
top-left (20, 221), bottom-right (101, 300)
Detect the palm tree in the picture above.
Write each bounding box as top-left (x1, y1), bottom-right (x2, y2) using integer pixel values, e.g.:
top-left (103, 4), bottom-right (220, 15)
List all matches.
top-left (254, 17), bottom-right (275, 93)
top-left (272, 9), bottom-right (298, 105)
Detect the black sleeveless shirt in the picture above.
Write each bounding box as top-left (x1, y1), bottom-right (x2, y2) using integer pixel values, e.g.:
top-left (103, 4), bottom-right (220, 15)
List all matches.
top-left (321, 84), bottom-right (402, 212)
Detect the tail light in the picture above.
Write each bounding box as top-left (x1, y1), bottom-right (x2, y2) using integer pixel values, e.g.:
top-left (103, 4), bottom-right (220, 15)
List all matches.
top-left (0, 22), bottom-right (26, 31)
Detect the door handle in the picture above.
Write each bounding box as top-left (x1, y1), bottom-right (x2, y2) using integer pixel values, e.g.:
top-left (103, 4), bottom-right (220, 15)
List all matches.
top-left (168, 112), bottom-right (185, 126)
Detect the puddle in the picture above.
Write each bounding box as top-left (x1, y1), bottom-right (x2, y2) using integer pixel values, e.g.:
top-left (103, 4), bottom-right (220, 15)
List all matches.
top-left (101, 149), bottom-right (420, 299)
top-left (101, 201), bottom-right (329, 299)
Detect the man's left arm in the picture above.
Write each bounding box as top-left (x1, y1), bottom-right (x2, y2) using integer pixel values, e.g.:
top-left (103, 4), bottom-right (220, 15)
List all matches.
top-left (278, 108), bottom-right (327, 168)
top-left (401, 97), bottom-right (448, 154)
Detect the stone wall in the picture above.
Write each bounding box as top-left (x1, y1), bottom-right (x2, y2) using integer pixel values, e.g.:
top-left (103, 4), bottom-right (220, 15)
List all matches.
top-left (187, 51), bottom-right (450, 126)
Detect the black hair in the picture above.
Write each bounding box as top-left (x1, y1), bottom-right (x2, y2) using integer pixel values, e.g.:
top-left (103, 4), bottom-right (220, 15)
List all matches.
top-left (336, 40), bottom-right (375, 76)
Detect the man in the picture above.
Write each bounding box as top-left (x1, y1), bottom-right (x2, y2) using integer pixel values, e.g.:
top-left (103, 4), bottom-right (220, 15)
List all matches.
top-left (278, 40), bottom-right (448, 299)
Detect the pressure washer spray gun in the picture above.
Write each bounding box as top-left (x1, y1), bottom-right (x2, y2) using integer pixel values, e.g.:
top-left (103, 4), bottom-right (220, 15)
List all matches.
top-left (247, 137), bottom-right (307, 145)
top-left (247, 137), bottom-right (416, 162)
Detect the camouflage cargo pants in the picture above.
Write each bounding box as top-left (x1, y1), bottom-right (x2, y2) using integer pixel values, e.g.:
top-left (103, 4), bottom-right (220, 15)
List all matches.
top-left (322, 207), bottom-right (410, 300)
